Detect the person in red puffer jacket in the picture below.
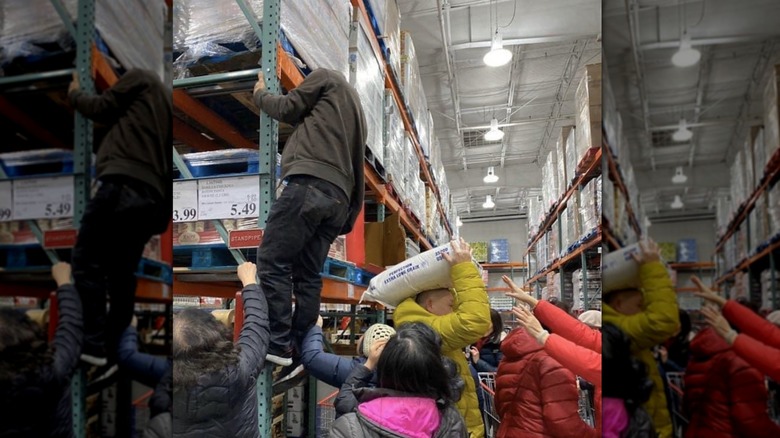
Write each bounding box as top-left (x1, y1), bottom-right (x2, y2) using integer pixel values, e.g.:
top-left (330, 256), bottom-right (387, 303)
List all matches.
top-left (495, 327), bottom-right (597, 438)
top-left (683, 325), bottom-right (780, 438)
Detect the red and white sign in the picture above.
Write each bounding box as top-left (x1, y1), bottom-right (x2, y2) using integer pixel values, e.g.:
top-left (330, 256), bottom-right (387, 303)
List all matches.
top-left (228, 229), bottom-right (264, 249)
top-left (43, 229), bottom-right (78, 249)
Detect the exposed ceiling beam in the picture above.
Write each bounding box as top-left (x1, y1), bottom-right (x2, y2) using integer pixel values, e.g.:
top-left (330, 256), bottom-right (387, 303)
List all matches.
top-left (461, 115), bottom-right (574, 131)
top-left (648, 118), bottom-right (748, 131)
top-left (438, 0), bottom-right (468, 171)
top-left (641, 35), bottom-right (776, 51)
top-left (501, 45), bottom-right (522, 168)
top-left (450, 34), bottom-right (598, 51)
top-left (626, 0), bottom-right (655, 170)
top-left (687, 48), bottom-right (711, 167)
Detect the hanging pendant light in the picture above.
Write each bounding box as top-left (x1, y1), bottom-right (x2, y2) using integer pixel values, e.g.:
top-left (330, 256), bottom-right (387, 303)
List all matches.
top-left (483, 30), bottom-right (512, 67)
top-left (483, 166), bottom-right (499, 183)
top-left (484, 118), bottom-right (505, 142)
top-left (672, 118), bottom-right (693, 142)
top-left (671, 166), bottom-right (688, 184)
top-left (483, 195), bottom-right (495, 209)
top-left (671, 32), bottom-right (701, 67)
top-left (670, 195), bottom-right (684, 209)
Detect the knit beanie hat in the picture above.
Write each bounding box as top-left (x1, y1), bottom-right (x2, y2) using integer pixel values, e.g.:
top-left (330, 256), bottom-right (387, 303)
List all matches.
top-left (768, 310), bottom-right (780, 327)
top-left (578, 310), bottom-right (602, 328)
top-left (361, 324), bottom-right (396, 357)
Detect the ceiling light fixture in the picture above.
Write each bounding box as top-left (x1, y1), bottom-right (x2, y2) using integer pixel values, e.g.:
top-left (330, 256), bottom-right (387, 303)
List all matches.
top-left (483, 30), bottom-right (513, 67)
top-left (484, 118), bottom-right (505, 142)
top-left (483, 166), bottom-right (499, 184)
top-left (672, 118), bottom-right (693, 142)
top-left (672, 32), bottom-right (700, 68)
top-left (670, 195), bottom-right (684, 209)
top-left (483, 195), bottom-right (495, 209)
top-left (672, 166), bottom-right (688, 184)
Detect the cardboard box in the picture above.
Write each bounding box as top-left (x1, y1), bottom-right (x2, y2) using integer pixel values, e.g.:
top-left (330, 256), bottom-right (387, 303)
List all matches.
top-left (365, 213), bottom-right (407, 268)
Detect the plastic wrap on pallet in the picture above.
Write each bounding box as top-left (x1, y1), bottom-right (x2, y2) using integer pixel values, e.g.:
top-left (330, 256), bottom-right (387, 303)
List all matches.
top-left (365, 0), bottom-right (401, 78)
top-left (760, 269), bottom-right (780, 310)
top-left (716, 195), bottom-right (730, 238)
top-left (574, 63), bottom-right (602, 163)
top-left (174, 0), bottom-right (349, 79)
top-left (527, 196), bottom-right (540, 239)
top-left (349, 16), bottom-right (384, 165)
top-left (541, 150), bottom-right (558, 210)
top-left (753, 127), bottom-right (767, 181)
top-left (488, 239), bottom-right (510, 264)
top-left (603, 175), bottom-right (615, 226)
top-left (572, 268), bottom-right (601, 311)
top-left (763, 64), bottom-right (780, 160)
top-left (548, 218), bottom-right (559, 264)
top-left (97, 0), bottom-right (166, 80)
top-left (565, 127), bottom-right (579, 185)
top-left (384, 90), bottom-right (406, 195)
top-left (0, 0), bottom-right (76, 63)
top-left (580, 178), bottom-right (599, 237)
top-left (603, 61), bottom-right (621, 152)
top-left (730, 150), bottom-right (747, 213)
top-left (556, 126), bottom-right (574, 192)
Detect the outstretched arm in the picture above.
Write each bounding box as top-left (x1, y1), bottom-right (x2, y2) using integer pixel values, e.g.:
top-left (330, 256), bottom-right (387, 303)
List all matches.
top-left (301, 324), bottom-right (363, 388)
top-left (236, 262), bottom-right (271, 379)
top-left (69, 69), bottom-right (150, 125)
top-left (253, 69), bottom-right (327, 125)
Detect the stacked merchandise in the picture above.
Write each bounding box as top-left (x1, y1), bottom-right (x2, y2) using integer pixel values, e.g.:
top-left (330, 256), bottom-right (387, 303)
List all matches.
top-left (602, 60), bottom-right (622, 155)
top-left (545, 272), bottom-right (561, 300)
top-left (603, 175), bottom-right (615, 228)
top-left (547, 218), bottom-right (559, 266)
top-left (405, 238), bottom-right (420, 259)
top-left (488, 239), bottom-right (510, 263)
top-left (527, 196), bottom-right (543, 241)
top-left (384, 90), bottom-right (406, 198)
top-left (573, 268), bottom-right (601, 311)
top-left (574, 63), bottom-right (602, 167)
top-left (349, 14), bottom-right (385, 167)
top-left (286, 383), bottom-right (306, 437)
top-left (563, 195), bottom-right (582, 254)
top-left (173, 0), bottom-right (350, 79)
top-left (425, 187), bottom-right (439, 241)
top-left (470, 241), bottom-right (488, 264)
top-left (1, 0), bottom-right (165, 79)
top-left (761, 270), bottom-right (780, 310)
top-left (763, 65), bottom-right (780, 162)
top-left (535, 235), bottom-right (548, 274)
top-left (729, 150), bottom-right (749, 218)
top-left (579, 177), bottom-right (600, 237)
top-left (769, 182), bottom-right (780, 238)
top-left (733, 272), bottom-right (749, 299)
top-left (541, 150), bottom-right (559, 211)
top-left (364, 0), bottom-right (401, 78)
top-left (556, 126), bottom-right (575, 194)
top-left (736, 226), bottom-right (748, 264)
top-left (403, 136), bottom-right (425, 224)
top-left (715, 196), bottom-right (732, 240)
top-left (748, 195), bottom-right (769, 253)
top-left (676, 239), bottom-right (698, 263)
top-left (658, 243), bottom-right (676, 263)
top-left (400, 31), bottom-right (431, 156)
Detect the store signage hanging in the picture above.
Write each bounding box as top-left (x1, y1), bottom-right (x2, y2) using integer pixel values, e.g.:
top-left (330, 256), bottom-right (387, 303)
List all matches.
top-left (173, 180), bottom-right (198, 222)
top-left (12, 176), bottom-right (74, 220)
top-left (198, 176), bottom-right (260, 221)
top-left (228, 229), bottom-right (264, 249)
top-left (0, 181), bottom-right (11, 222)
top-left (43, 229), bottom-right (78, 249)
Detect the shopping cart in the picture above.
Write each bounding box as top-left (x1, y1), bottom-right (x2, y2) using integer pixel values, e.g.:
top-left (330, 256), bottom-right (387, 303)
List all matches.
top-left (478, 372), bottom-right (500, 438)
top-left (316, 390), bottom-right (340, 437)
top-left (665, 371), bottom-right (687, 438)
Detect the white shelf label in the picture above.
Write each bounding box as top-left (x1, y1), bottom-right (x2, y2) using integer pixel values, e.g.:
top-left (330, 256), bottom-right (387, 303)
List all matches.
top-left (0, 181), bottom-right (12, 222)
top-left (198, 176), bottom-right (260, 221)
top-left (173, 180), bottom-right (199, 222)
top-left (12, 176), bottom-right (74, 220)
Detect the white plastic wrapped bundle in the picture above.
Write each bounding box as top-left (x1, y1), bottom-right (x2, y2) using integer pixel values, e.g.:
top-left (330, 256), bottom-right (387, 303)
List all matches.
top-left (753, 128), bottom-right (766, 180)
top-left (715, 195), bottom-right (731, 238)
top-left (174, 0), bottom-right (349, 79)
top-left (97, 0), bottom-right (166, 80)
top-left (384, 91), bottom-right (405, 194)
top-left (0, 0), bottom-right (76, 63)
top-left (566, 127), bottom-right (579, 183)
top-left (528, 196), bottom-right (540, 239)
top-left (768, 181), bottom-right (780, 236)
top-left (541, 150), bottom-right (558, 209)
top-left (760, 270), bottom-right (780, 310)
top-left (603, 175), bottom-right (615, 226)
top-left (730, 151), bottom-right (747, 210)
top-left (574, 63), bottom-right (602, 162)
top-left (349, 17), bottom-right (384, 165)
top-left (573, 268), bottom-right (601, 311)
top-left (763, 65), bottom-right (780, 160)
top-left (556, 126), bottom-right (574, 192)
top-left (365, 0), bottom-right (401, 77)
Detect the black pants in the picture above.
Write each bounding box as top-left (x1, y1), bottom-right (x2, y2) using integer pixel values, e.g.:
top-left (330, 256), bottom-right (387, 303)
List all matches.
top-left (72, 177), bottom-right (167, 357)
top-left (257, 175), bottom-right (349, 354)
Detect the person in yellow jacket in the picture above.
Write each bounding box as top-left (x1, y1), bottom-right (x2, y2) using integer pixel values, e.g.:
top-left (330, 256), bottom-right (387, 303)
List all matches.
top-left (393, 238), bottom-right (491, 438)
top-left (603, 239), bottom-right (680, 438)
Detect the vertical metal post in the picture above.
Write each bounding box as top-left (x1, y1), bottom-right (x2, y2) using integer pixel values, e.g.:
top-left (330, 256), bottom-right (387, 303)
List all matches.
top-left (73, 0), bottom-right (94, 230)
top-left (771, 251), bottom-right (777, 310)
top-left (581, 250), bottom-right (588, 310)
top-left (377, 203), bottom-right (386, 222)
top-left (257, 0), bottom-right (280, 228)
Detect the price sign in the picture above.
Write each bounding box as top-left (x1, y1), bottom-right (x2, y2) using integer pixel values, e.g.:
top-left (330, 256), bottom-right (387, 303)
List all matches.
top-left (198, 176), bottom-right (260, 220)
top-left (0, 181), bottom-right (12, 222)
top-left (173, 180), bottom-right (198, 222)
top-left (12, 176), bottom-right (74, 220)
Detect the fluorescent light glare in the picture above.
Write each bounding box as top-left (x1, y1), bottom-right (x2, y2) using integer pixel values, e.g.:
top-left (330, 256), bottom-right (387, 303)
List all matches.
top-left (484, 118), bottom-right (504, 142)
top-left (483, 166), bottom-right (499, 183)
top-left (670, 195), bottom-right (684, 209)
top-left (482, 195), bottom-right (495, 209)
top-left (483, 30), bottom-right (513, 67)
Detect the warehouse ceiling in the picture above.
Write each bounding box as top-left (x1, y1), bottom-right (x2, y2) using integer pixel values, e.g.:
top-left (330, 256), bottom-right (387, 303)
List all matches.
top-left (604, 0), bottom-right (780, 222)
top-left (398, 0), bottom-right (601, 220)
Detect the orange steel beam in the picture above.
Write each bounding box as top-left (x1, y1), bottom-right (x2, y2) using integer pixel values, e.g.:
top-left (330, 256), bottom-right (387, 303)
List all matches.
top-left (92, 46), bottom-right (118, 89)
top-left (524, 233), bottom-right (602, 287)
top-left (173, 89), bottom-right (258, 150)
top-left (173, 116), bottom-right (221, 151)
top-left (277, 44), bottom-right (304, 90)
top-left (0, 96), bottom-right (71, 150)
top-left (135, 278), bottom-right (172, 303)
top-left (173, 278), bottom-right (240, 299)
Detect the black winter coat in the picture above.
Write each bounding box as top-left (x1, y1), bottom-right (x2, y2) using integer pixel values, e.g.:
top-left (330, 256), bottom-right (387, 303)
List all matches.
top-left (172, 284), bottom-right (270, 437)
top-left (0, 284), bottom-right (83, 438)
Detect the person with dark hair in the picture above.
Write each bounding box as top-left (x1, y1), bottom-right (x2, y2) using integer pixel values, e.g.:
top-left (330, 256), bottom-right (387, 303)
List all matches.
top-left (68, 69), bottom-right (171, 371)
top-left (495, 327), bottom-right (597, 438)
top-left (252, 69), bottom-right (366, 385)
top-left (393, 238), bottom-right (490, 438)
top-left (602, 239), bottom-right (680, 438)
top-left (683, 322), bottom-right (780, 437)
top-left (602, 322), bottom-right (655, 438)
top-left (0, 262), bottom-right (82, 438)
top-left (330, 322), bottom-right (467, 437)
top-left (692, 276), bottom-right (780, 381)
top-left (172, 262), bottom-right (270, 437)
top-left (468, 308), bottom-right (505, 373)
top-left (664, 309), bottom-right (692, 367)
